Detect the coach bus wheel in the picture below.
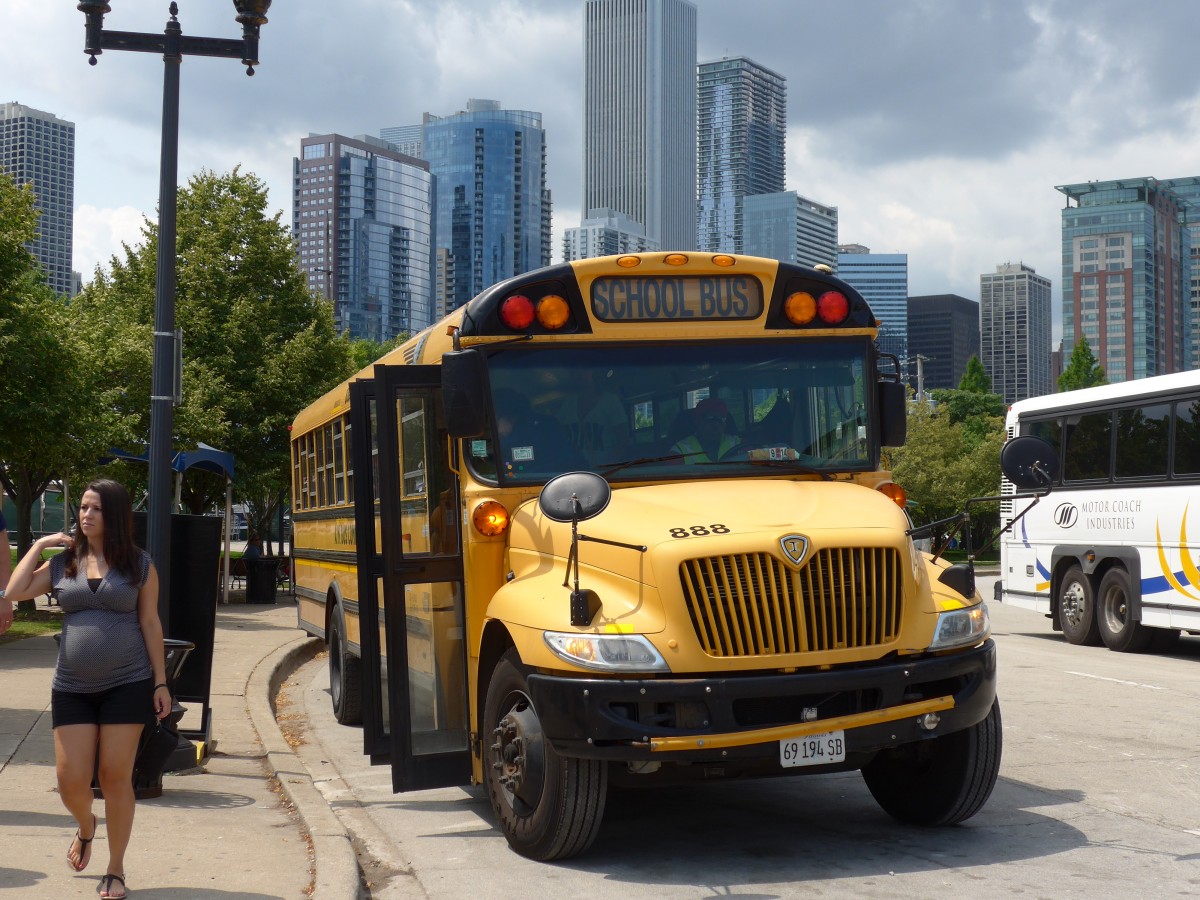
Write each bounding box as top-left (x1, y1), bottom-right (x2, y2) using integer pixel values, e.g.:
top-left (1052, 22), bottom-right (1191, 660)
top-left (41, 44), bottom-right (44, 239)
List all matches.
top-left (862, 700), bottom-right (1002, 826)
top-left (1058, 565), bottom-right (1101, 646)
top-left (329, 605), bottom-right (363, 725)
top-left (483, 649), bottom-right (607, 860)
top-left (1096, 567), bottom-right (1152, 653)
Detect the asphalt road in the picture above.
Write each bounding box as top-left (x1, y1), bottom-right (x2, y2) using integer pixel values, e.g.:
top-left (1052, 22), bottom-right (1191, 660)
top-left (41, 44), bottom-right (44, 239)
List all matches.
top-left (286, 574), bottom-right (1200, 899)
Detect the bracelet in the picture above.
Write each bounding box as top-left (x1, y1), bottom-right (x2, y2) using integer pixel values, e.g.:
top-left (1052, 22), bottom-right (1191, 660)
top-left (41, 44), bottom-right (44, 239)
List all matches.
top-left (154, 683), bottom-right (169, 691)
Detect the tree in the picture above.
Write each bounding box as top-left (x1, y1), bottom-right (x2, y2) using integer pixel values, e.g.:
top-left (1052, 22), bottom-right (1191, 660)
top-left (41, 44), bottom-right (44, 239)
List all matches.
top-left (957, 355), bottom-right (992, 394)
top-left (1058, 339), bottom-right (1106, 392)
top-left (1, 175), bottom-right (136, 608)
top-left (81, 168), bottom-right (354, 549)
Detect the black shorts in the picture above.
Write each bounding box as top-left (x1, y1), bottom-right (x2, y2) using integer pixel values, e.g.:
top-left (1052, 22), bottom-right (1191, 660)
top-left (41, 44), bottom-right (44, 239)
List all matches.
top-left (52, 678), bottom-right (155, 728)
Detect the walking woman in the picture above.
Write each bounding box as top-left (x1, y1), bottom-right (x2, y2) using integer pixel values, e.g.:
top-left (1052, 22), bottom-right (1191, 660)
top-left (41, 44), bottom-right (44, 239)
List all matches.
top-left (5, 479), bottom-right (170, 899)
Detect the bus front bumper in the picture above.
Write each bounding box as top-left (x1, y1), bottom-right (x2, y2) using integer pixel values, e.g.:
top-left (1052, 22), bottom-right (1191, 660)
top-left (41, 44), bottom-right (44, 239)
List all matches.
top-left (525, 639), bottom-right (996, 763)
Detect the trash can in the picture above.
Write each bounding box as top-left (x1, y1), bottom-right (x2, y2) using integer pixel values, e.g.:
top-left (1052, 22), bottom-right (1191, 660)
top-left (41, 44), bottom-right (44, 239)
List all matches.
top-left (246, 557), bottom-right (280, 604)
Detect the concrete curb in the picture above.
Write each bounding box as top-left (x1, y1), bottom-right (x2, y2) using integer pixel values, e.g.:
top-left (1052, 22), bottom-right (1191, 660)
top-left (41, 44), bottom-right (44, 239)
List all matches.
top-left (246, 636), bottom-right (363, 899)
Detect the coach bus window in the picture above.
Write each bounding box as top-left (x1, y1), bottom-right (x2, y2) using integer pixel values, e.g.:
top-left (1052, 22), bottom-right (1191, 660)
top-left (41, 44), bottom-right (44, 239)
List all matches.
top-left (1062, 411), bottom-right (1112, 482)
top-left (1173, 399), bottom-right (1200, 475)
top-left (1021, 417), bottom-right (1062, 471)
top-left (1115, 403), bottom-right (1169, 479)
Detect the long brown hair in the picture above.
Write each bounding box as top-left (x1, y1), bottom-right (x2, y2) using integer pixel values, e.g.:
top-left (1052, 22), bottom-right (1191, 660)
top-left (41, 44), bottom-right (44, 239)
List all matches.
top-left (64, 479), bottom-right (143, 582)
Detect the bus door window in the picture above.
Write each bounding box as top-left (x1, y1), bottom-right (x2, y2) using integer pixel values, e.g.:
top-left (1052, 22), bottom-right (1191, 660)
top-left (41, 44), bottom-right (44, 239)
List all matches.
top-left (393, 392), bottom-right (467, 757)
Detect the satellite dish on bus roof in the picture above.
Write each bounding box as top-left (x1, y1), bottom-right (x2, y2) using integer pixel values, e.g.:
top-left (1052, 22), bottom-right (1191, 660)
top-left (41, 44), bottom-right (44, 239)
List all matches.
top-left (539, 471), bottom-right (611, 522)
top-left (1000, 435), bottom-right (1059, 491)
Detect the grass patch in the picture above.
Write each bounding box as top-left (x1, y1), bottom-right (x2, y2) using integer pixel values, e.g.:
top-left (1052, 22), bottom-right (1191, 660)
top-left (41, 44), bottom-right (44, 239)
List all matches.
top-left (0, 608), bottom-right (63, 646)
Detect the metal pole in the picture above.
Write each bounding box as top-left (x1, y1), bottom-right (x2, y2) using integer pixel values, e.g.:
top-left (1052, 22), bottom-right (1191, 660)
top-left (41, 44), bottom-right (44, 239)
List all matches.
top-left (148, 12), bottom-right (183, 635)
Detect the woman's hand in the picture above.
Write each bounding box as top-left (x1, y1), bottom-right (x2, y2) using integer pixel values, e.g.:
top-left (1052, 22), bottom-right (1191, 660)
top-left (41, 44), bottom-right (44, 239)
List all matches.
top-left (152, 683), bottom-right (172, 719)
top-left (41, 531), bottom-right (74, 552)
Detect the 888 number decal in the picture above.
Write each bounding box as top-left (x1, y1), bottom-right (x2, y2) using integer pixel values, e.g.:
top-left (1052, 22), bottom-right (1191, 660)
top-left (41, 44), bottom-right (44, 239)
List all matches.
top-left (669, 524), bottom-right (730, 539)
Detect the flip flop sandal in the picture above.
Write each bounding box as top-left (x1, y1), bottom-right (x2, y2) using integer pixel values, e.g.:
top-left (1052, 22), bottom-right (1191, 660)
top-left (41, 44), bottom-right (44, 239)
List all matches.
top-left (69, 814), bottom-right (97, 872)
top-left (97, 872), bottom-right (126, 898)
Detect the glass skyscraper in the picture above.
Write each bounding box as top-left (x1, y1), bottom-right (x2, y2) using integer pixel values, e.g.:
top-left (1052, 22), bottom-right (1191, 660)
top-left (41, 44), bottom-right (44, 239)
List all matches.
top-left (0, 102), bottom-right (75, 296)
top-left (907, 294), bottom-right (981, 396)
top-left (980, 263), bottom-right (1052, 404)
top-left (293, 134), bottom-right (434, 341)
top-left (1057, 178), bottom-right (1192, 382)
top-left (742, 192), bottom-right (837, 269)
top-left (837, 246), bottom-right (909, 362)
top-left (697, 57), bottom-right (786, 254)
top-left (385, 99), bottom-right (551, 318)
top-left (583, 0), bottom-right (697, 253)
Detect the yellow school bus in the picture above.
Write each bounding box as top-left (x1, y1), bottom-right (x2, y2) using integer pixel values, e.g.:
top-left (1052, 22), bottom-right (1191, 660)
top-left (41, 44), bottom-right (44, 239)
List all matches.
top-left (291, 252), bottom-right (1002, 860)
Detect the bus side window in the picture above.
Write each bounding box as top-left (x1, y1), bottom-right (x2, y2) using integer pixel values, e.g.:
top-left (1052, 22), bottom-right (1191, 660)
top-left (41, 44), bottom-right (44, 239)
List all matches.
top-left (1174, 399), bottom-right (1200, 475)
top-left (1062, 412), bottom-right (1112, 481)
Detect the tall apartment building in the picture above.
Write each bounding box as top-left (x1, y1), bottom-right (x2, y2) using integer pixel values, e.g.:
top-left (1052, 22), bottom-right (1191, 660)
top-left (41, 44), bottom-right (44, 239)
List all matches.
top-left (906, 294), bottom-right (981, 396)
top-left (980, 262), bottom-right (1052, 404)
top-left (384, 99), bottom-right (551, 317)
top-left (837, 246), bottom-right (908, 361)
top-left (563, 208), bottom-right (658, 261)
top-left (293, 134), bottom-right (434, 341)
top-left (1157, 177), bottom-right (1200, 369)
top-left (0, 102), bottom-right (75, 296)
top-left (742, 192), bottom-right (838, 269)
top-left (696, 56), bottom-right (786, 253)
top-left (583, 0), bottom-right (697, 253)
top-left (1057, 178), bottom-right (1192, 381)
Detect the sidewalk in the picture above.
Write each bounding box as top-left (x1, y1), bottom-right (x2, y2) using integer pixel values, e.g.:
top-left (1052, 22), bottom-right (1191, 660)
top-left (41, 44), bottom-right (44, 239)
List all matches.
top-left (0, 595), bottom-right (356, 898)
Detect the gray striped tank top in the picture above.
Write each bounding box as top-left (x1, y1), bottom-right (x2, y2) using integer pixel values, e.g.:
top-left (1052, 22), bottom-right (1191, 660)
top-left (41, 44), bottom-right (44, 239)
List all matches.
top-left (50, 550), bottom-right (153, 693)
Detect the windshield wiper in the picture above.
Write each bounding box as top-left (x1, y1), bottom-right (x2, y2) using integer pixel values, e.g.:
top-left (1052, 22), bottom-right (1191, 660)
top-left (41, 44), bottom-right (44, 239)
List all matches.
top-left (723, 458), bottom-right (833, 479)
top-left (598, 453), bottom-right (686, 477)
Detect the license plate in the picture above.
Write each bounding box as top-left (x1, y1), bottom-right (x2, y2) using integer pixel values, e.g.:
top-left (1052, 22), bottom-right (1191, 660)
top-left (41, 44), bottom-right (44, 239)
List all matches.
top-left (780, 730), bottom-right (846, 768)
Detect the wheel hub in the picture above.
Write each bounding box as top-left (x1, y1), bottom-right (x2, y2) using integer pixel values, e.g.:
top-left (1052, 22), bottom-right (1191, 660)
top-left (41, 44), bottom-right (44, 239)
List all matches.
top-left (490, 697), bottom-right (546, 813)
top-left (1062, 582), bottom-right (1086, 625)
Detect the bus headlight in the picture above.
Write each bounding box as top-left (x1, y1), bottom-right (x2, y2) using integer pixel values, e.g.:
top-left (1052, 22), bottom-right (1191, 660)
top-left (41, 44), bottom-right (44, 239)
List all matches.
top-left (543, 632), bottom-right (670, 673)
top-left (928, 604), bottom-right (990, 651)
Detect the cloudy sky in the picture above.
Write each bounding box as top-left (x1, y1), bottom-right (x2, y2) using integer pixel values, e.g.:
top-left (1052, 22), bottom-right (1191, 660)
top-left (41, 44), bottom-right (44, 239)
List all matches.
top-left (7, 0), bottom-right (1200, 340)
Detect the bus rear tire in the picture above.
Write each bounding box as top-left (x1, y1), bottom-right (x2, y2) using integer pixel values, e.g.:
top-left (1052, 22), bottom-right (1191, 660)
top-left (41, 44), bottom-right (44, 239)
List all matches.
top-left (862, 700), bottom-right (1002, 826)
top-left (1058, 565), bottom-right (1101, 646)
top-left (483, 649), bottom-right (607, 860)
top-left (330, 605), bottom-right (363, 725)
top-left (1096, 567), bottom-right (1152, 653)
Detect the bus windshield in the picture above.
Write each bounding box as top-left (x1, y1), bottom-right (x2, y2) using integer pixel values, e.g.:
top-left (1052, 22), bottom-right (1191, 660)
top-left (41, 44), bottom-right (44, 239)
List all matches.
top-left (467, 339), bottom-right (873, 484)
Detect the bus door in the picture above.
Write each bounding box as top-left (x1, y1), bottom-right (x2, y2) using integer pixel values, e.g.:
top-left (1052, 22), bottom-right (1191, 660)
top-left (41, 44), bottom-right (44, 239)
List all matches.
top-left (349, 364), bottom-right (470, 792)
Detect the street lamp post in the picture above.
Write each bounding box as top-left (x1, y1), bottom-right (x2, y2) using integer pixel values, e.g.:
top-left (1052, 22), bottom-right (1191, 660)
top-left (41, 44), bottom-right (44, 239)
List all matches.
top-left (76, 0), bottom-right (271, 634)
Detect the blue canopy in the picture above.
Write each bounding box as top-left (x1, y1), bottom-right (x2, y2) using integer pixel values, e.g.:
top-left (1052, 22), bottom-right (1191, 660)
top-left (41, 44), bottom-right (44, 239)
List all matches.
top-left (103, 443), bottom-right (234, 481)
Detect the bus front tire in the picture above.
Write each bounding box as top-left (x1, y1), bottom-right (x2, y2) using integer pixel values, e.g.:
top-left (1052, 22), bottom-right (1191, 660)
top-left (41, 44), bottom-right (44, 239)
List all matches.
top-left (1096, 567), bottom-right (1152, 653)
top-left (483, 649), bottom-right (607, 861)
top-left (329, 605), bottom-right (362, 725)
top-left (862, 700), bottom-right (1002, 826)
top-left (1058, 565), bottom-right (1102, 646)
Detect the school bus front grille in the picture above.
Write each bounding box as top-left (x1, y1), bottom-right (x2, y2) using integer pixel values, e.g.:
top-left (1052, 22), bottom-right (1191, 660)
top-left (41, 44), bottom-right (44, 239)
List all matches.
top-left (680, 549), bottom-right (903, 657)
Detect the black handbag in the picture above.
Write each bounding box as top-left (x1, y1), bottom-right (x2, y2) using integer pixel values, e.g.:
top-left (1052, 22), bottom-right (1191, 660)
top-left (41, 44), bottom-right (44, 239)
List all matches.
top-left (134, 717), bottom-right (181, 778)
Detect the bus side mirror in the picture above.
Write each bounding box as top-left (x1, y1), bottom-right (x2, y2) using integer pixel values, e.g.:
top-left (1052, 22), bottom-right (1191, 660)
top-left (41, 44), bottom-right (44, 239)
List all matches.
top-left (878, 381), bottom-right (907, 448)
top-left (442, 349), bottom-right (488, 438)
top-left (1000, 435), bottom-right (1059, 490)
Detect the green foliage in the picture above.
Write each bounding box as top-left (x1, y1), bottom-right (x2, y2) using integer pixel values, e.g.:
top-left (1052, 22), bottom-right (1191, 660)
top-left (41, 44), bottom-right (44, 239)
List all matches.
top-left (1058, 339), bottom-right (1107, 392)
top-left (0, 173), bottom-right (129, 577)
top-left (347, 335), bottom-right (407, 373)
top-left (957, 355), bottom-right (992, 394)
top-left (82, 168), bottom-right (354, 541)
top-left (888, 398), bottom-right (1006, 551)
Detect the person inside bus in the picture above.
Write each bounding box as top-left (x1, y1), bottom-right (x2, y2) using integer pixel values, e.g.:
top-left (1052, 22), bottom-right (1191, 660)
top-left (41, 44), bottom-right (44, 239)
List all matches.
top-left (672, 398), bottom-right (742, 463)
top-left (557, 369), bottom-right (631, 466)
top-left (493, 388), bottom-right (586, 477)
